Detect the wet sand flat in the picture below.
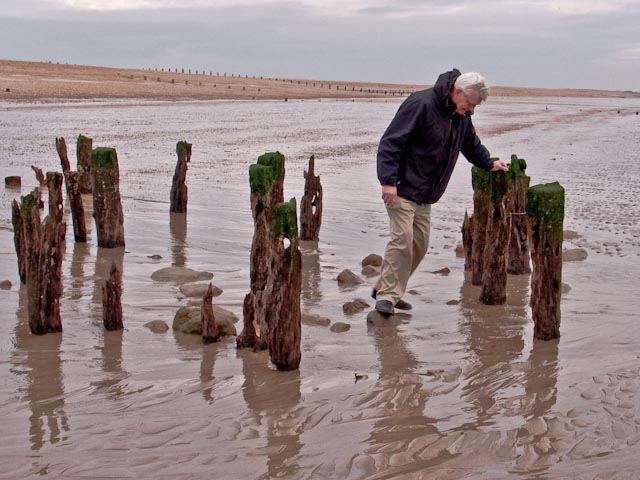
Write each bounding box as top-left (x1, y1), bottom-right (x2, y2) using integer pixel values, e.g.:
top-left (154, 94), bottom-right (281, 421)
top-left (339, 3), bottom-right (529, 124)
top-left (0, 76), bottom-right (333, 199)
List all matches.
top-left (1, 92), bottom-right (640, 478)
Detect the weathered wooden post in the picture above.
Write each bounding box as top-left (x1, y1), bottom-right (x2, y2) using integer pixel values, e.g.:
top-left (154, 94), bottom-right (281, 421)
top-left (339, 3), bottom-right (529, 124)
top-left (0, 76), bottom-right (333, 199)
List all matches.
top-left (56, 137), bottom-right (87, 242)
top-left (11, 199), bottom-right (27, 284)
top-left (237, 152), bottom-right (285, 351)
top-left (268, 198), bottom-right (302, 370)
top-left (201, 283), bottom-right (220, 343)
top-left (526, 182), bottom-right (564, 340)
top-left (170, 141), bottom-right (191, 213)
top-left (299, 154), bottom-right (323, 241)
top-left (91, 147), bottom-right (125, 248)
top-left (31, 165), bottom-right (45, 186)
top-left (506, 154), bottom-right (531, 274)
top-left (470, 166), bottom-right (491, 285)
top-left (77, 135), bottom-right (93, 194)
top-left (102, 260), bottom-right (123, 331)
top-left (479, 170), bottom-right (509, 305)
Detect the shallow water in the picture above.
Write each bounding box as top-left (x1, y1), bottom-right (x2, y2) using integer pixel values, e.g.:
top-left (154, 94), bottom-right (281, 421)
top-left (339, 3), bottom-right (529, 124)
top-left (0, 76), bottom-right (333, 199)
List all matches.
top-left (1, 96), bottom-right (640, 478)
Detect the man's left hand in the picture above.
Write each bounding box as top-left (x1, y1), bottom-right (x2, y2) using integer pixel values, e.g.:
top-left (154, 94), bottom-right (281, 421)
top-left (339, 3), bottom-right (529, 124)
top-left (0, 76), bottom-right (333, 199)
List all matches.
top-left (491, 159), bottom-right (509, 172)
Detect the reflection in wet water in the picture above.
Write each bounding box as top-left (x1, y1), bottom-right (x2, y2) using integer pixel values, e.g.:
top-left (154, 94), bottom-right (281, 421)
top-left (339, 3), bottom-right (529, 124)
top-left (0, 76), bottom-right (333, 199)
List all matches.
top-left (169, 212), bottom-right (187, 268)
top-left (300, 240), bottom-right (322, 307)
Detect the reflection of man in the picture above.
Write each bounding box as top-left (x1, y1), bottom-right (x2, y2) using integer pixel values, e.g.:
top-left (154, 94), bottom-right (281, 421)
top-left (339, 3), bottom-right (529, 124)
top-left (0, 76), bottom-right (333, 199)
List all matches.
top-left (374, 69), bottom-right (509, 315)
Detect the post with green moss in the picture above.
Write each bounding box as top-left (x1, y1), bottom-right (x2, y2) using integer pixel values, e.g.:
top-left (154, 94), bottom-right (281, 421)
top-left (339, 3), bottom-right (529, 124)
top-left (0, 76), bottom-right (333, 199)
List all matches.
top-left (526, 182), bottom-right (564, 340)
top-left (102, 260), bottom-right (123, 331)
top-left (269, 198), bottom-right (302, 370)
top-left (480, 170), bottom-right (510, 305)
top-left (299, 154), bottom-right (323, 241)
top-left (506, 155), bottom-right (531, 274)
top-left (91, 147), bottom-right (125, 248)
top-left (170, 141), bottom-right (191, 213)
top-left (77, 135), bottom-right (93, 194)
top-left (56, 137), bottom-right (87, 242)
top-left (470, 166), bottom-right (491, 285)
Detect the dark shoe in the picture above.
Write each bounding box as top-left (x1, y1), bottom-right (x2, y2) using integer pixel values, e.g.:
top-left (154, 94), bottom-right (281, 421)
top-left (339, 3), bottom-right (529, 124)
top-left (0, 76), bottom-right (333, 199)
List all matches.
top-left (394, 299), bottom-right (412, 311)
top-left (375, 300), bottom-right (394, 316)
top-left (371, 288), bottom-right (378, 300)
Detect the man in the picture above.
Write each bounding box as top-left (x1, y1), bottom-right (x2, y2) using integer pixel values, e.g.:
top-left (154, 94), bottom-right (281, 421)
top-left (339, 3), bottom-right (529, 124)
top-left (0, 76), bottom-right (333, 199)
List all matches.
top-left (374, 68), bottom-right (509, 315)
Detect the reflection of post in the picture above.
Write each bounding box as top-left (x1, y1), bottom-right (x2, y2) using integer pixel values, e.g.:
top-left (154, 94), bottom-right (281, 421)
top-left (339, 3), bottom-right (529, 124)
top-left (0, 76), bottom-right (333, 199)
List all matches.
top-left (96, 329), bottom-right (128, 399)
top-left (14, 286), bottom-right (70, 451)
top-left (92, 247), bottom-right (125, 321)
top-left (300, 240), bottom-right (322, 307)
top-left (524, 338), bottom-right (559, 418)
top-left (239, 352), bottom-right (302, 478)
top-left (69, 241), bottom-right (90, 300)
top-left (169, 213), bottom-right (187, 268)
top-left (200, 344), bottom-right (220, 403)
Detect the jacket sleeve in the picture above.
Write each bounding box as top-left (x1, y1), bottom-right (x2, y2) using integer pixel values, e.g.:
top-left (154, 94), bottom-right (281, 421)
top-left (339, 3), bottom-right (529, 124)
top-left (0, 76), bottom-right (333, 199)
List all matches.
top-left (461, 120), bottom-right (493, 171)
top-left (377, 94), bottom-right (424, 186)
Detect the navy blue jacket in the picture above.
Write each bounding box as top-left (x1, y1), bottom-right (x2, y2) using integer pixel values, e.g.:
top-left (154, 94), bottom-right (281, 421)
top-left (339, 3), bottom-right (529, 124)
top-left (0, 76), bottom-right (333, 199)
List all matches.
top-left (377, 69), bottom-right (493, 205)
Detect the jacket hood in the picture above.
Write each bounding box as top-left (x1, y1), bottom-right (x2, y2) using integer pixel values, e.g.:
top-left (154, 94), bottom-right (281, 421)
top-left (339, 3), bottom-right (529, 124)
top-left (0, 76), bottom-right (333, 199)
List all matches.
top-left (433, 68), bottom-right (461, 111)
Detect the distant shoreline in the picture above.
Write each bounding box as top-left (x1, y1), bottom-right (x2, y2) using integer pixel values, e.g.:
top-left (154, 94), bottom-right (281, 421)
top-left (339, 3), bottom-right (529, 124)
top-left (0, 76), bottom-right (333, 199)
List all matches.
top-left (1, 59), bottom-right (638, 102)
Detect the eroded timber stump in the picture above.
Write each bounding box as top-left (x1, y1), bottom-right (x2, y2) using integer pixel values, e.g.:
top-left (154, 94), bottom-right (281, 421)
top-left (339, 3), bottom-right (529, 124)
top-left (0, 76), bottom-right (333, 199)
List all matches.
top-left (506, 155), bottom-right (531, 274)
top-left (299, 154), bottom-right (323, 241)
top-left (77, 135), bottom-right (93, 194)
top-left (170, 141), bottom-right (191, 213)
top-left (56, 137), bottom-right (87, 242)
top-left (526, 182), bottom-right (564, 340)
top-left (91, 147), bottom-right (125, 248)
top-left (201, 283), bottom-right (220, 343)
top-left (470, 166), bottom-right (491, 285)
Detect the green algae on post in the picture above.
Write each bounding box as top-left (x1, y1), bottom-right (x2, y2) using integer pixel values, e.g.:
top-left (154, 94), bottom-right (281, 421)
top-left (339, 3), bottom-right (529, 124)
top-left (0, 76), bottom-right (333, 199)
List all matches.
top-left (91, 147), bottom-right (119, 170)
top-left (526, 182), bottom-right (565, 237)
top-left (274, 198), bottom-right (298, 240)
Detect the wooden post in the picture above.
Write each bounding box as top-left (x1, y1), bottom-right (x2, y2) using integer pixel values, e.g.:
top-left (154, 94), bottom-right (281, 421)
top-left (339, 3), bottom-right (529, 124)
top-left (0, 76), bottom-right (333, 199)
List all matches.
top-left (268, 198), bottom-right (302, 370)
top-left (102, 260), bottom-right (123, 331)
top-left (470, 166), bottom-right (491, 285)
top-left (201, 283), bottom-right (220, 343)
top-left (56, 137), bottom-right (87, 242)
top-left (31, 165), bottom-right (46, 186)
top-left (170, 141), bottom-right (191, 213)
top-left (237, 152), bottom-right (285, 351)
top-left (11, 199), bottom-right (27, 284)
top-left (479, 170), bottom-right (509, 305)
top-left (461, 209), bottom-right (473, 271)
top-left (526, 182), bottom-right (564, 340)
top-left (299, 154), bottom-right (323, 241)
top-left (91, 147), bottom-right (125, 248)
top-left (506, 155), bottom-right (531, 274)
top-left (77, 135), bottom-right (93, 194)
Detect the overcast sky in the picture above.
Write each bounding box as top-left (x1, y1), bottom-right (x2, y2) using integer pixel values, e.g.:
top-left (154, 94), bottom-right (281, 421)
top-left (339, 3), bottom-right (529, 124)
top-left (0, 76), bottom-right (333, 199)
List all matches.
top-left (1, 0), bottom-right (639, 91)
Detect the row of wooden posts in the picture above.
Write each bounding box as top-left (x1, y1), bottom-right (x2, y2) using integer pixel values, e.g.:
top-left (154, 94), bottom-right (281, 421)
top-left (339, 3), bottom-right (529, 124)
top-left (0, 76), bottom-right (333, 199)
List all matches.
top-left (462, 155), bottom-right (565, 341)
top-left (10, 137), bottom-right (324, 371)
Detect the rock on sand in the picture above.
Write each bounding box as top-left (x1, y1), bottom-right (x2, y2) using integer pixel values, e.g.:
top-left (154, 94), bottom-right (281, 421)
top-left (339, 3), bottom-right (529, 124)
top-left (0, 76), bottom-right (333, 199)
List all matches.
top-left (151, 267), bottom-right (213, 283)
top-left (173, 305), bottom-right (238, 336)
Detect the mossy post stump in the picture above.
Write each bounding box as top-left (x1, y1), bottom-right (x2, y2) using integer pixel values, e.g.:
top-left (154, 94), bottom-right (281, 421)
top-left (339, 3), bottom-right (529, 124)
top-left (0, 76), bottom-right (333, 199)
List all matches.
top-left (526, 182), bottom-right (564, 340)
top-left (268, 198), bottom-right (302, 370)
top-left (299, 154), bottom-right (323, 241)
top-left (461, 210), bottom-right (473, 271)
top-left (91, 147), bottom-right (125, 248)
top-left (237, 152), bottom-right (285, 352)
top-left (102, 260), bottom-right (123, 331)
top-left (201, 283), bottom-right (220, 343)
top-left (470, 166), bottom-right (492, 285)
top-left (56, 137), bottom-right (87, 242)
top-left (479, 170), bottom-right (510, 305)
top-left (21, 173), bottom-right (66, 334)
top-left (77, 135), bottom-right (93, 194)
top-left (170, 141), bottom-right (191, 213)
top-left (11, 199), bottom-right (27, 284)
top-left (506, 155), bottom-right (531, 274)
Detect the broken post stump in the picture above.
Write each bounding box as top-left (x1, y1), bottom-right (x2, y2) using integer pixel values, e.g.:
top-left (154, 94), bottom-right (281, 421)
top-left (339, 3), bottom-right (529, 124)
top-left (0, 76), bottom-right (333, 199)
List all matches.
top-left (237, 151), bottom-right (285, 351)
top-left (31, 165), bottom-right (45, 186)
top-left (201, 283), bottom-right (220, 343)
top-left (170, 141), bottom-right (191, 213)
top-left (268, 198), bottom-right (302, 370)
top-left (506, 154), bottom-right (531, 274)
top-left (526, 182), bottom-right (565, 340)
top-left (91, 147), bottom-right (125, 248)
top-left (77, 135), bottom-right (93, 194)
top-left (299, 154), bottom-right (323, 241)
top-left (5, 176), bottom-right (21, 188)
top-left (479, 170), bottom-right (510, 305)
top-left (56, 137), bottom-right (87, 242)
top-left (470, 166), bottom-right (491, 285)
top-left (12, 199), bottom-right (27, 284)
top-left (102, 260), bottom-right (123, 331)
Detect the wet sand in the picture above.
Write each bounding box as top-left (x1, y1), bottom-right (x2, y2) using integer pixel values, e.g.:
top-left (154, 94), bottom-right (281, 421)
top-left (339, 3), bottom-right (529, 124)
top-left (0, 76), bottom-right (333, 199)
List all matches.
top-left (1, 76), bottom-right (640, 478)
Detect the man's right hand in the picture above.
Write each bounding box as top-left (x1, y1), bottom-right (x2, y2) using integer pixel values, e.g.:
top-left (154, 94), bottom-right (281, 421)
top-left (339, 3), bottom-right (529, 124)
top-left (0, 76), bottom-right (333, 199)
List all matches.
top-left (381, 185), bottom-right (398, 206)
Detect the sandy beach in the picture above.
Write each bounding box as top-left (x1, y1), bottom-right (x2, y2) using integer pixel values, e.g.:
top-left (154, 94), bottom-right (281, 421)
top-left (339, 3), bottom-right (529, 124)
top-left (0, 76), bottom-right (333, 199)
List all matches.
top-left (1, 61), bottom-right (640, 479)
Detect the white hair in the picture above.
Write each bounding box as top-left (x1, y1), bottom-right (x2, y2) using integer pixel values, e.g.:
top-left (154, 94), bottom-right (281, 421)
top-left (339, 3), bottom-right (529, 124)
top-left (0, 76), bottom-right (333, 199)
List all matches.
top-left (455, 72), bottom-right (490, 101)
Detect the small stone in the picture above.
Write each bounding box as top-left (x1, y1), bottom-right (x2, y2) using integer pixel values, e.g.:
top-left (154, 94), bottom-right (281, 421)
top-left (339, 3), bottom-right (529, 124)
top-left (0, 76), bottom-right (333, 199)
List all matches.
top-left (446, 299), bottom-right (460, 305)
top-left (144, 320), bottom-right (169, 333)
top-left (562, 283), bottom-right (571, 294)
top-left (343, 298), bottom-right (370, 315)
top-left (302, 312), bottom-right (331, 327)
top-left (454, 243), bottom-right (465, 257)
top-left (148, 254), bottom-right (163, 260)
top-left (151, 266), bottom-right (213, 283)
top-left (563, 248), bottom-right (587, 262)
top-left (336, 269), bottom-right (363, 286)
top-left (180, 282), bottom-right (222, 298)
top-left (172, 305), bottom-right (238, 336)
top-left (361, 253), bottom-right (382, 267)
top-left (0, 280), bottom-right (12, 290)
top-left (366, 310), bottom-right (404, 326)
top-left (430, 267), bottom-right (450, 275)
top-left (361, 265), bottom-right (380, 277)
top-left (330, 322), bottom-right (351, 333)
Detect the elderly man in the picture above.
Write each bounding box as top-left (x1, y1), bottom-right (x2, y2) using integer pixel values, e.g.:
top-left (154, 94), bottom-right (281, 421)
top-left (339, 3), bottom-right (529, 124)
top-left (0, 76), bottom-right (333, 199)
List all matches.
top-left (373, 68), bottom-right (509, 316)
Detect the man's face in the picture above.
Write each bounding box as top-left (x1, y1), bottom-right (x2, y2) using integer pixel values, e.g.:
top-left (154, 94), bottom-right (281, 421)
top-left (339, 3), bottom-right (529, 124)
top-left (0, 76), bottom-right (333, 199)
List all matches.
top-left (451, 88), bottom-right (482, 115)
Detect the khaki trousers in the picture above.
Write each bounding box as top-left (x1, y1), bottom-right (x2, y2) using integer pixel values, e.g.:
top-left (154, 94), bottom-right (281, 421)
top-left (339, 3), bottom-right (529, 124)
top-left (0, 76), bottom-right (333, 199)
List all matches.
top-left (375, 197), bottom-right (431, 305)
